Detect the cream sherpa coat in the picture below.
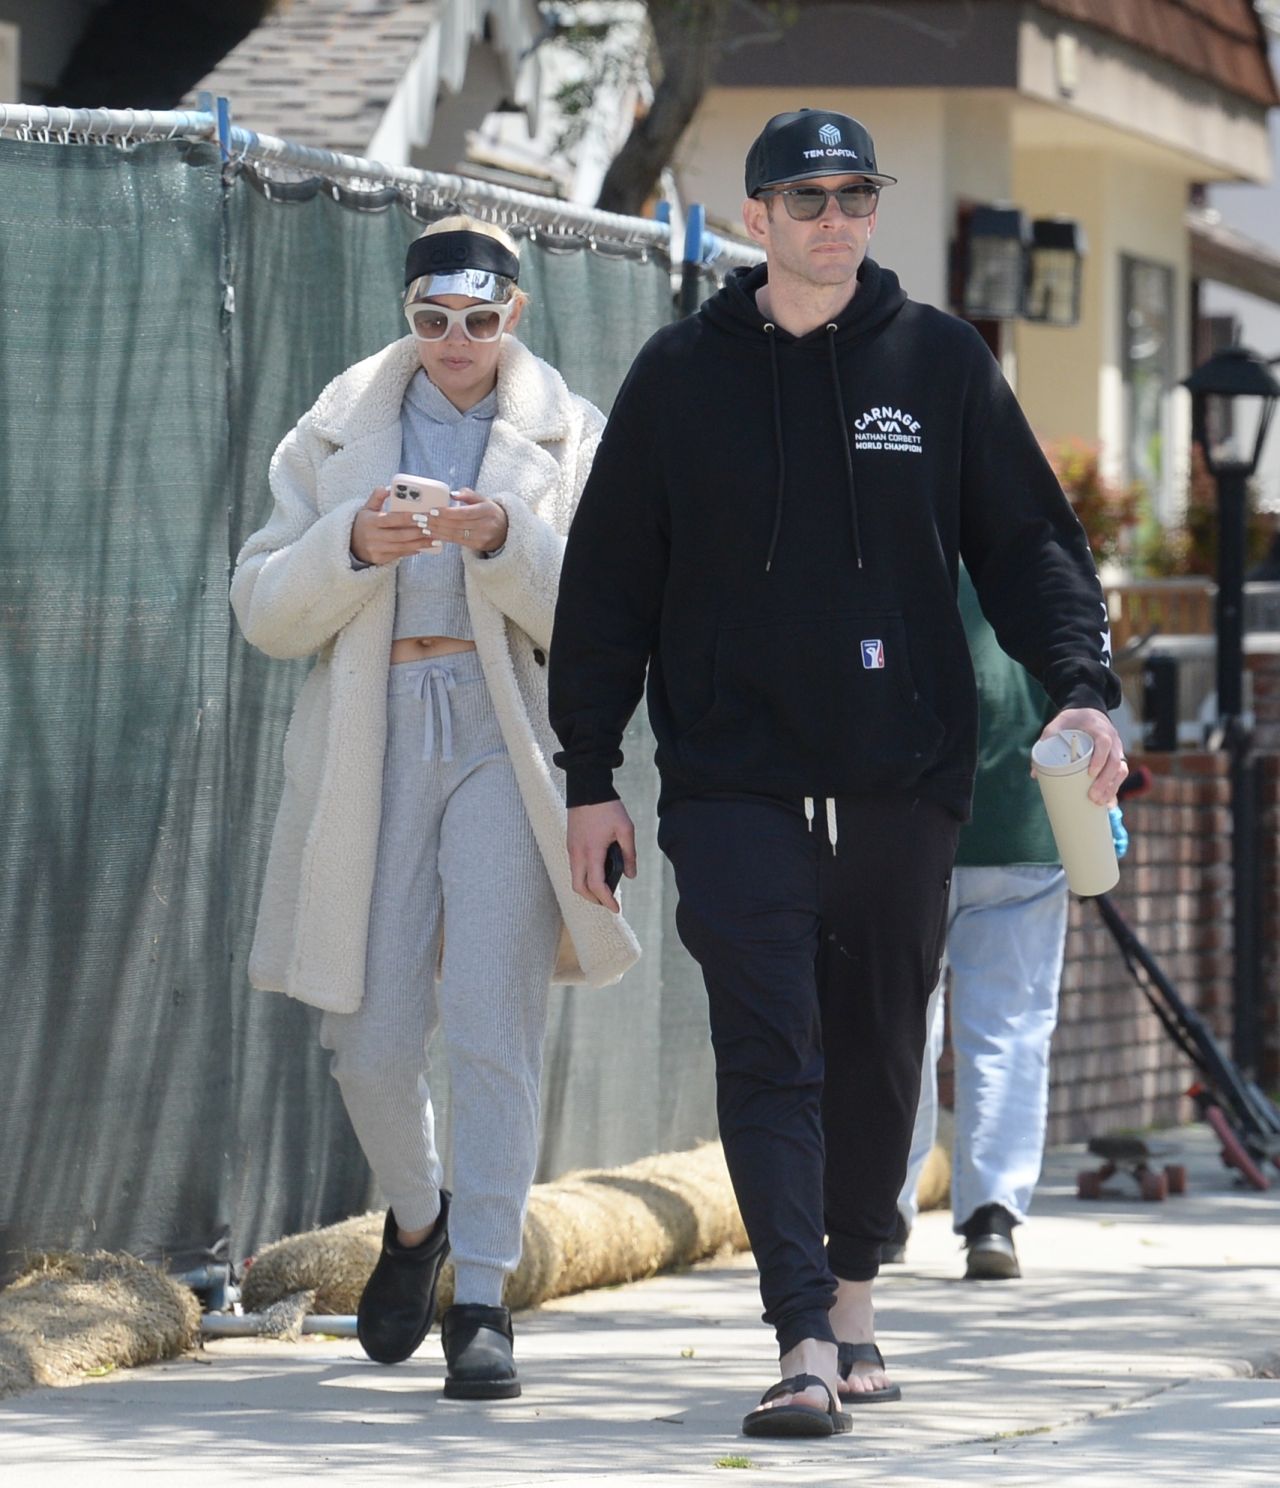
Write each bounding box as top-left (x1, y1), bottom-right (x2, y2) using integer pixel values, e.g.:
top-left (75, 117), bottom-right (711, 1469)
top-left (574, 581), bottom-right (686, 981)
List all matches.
top-left (231, 335), bottom-right (641, 1013)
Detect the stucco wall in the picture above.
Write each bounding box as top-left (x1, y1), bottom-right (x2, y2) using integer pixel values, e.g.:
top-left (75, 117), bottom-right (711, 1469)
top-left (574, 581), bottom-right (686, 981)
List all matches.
top-left (1013, 147), bottom-right (1192, 508)
top-left (0, 0), bottom-right (102, 99)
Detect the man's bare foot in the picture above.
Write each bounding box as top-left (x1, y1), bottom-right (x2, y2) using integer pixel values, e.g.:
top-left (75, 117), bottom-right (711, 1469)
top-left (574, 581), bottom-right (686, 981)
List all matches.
top-left (829, 1278), bottom-right (893, 1398)
top-left (751, 1337), bottom-right (838, 1415)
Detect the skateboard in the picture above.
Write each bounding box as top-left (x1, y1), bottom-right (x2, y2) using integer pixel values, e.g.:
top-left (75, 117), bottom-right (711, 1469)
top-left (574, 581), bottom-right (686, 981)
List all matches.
top-left (1077, 1134), bottom-right (1188, 1201)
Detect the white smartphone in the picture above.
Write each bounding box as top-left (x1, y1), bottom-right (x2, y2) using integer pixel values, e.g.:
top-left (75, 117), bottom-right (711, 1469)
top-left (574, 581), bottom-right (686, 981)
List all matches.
top-left (385, 474), bottom-right (451, 514)
top-left (385, 474), bottom-right (452, 553)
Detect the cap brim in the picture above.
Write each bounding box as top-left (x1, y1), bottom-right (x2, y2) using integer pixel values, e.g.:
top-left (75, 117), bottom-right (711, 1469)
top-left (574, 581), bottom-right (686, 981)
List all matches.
top-left (754, 167), bottom-right (897, 192)
top-left (404, 270), bottom-right (517, 304)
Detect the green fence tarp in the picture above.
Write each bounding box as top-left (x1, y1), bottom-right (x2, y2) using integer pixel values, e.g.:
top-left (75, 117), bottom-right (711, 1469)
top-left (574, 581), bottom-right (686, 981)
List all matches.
top-left (0, 138), bottom-right (717, 1278)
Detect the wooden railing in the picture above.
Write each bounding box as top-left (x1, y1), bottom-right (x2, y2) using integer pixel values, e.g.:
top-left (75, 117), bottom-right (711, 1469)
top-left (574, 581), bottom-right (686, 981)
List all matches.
top-left (1104, 579), bottom-right (1215, 652)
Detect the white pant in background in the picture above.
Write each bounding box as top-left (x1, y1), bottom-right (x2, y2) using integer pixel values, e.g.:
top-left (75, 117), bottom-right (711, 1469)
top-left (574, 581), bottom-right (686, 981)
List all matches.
top-left (898, 864), bottom-right (1070, 1232)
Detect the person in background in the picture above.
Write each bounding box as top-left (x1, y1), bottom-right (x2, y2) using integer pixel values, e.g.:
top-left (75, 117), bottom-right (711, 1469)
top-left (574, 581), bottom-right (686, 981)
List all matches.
top-left (890, 567), bottom-right (1129, 1276)
top-left (231, 217), bottom-right (637, 1400)
top-left (891, 566), bottom-right (1067, 1277)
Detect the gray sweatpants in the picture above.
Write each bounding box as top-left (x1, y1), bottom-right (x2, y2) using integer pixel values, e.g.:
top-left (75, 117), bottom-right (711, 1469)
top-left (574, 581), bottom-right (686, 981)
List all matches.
top-left (320, 650), bottom-right (560, 1307)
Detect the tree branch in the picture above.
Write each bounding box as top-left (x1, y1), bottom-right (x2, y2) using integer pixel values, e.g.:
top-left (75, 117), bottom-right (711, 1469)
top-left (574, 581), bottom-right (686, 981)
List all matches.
top-left (595, 0), bottom-right (734, 216)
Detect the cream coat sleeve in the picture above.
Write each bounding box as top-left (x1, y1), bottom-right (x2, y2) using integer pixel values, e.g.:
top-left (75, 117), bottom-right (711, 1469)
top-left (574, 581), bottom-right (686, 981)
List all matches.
top-left (464, 410), bottom-right (604, 652)
top-left (230, 417), bottom-right (392, 660)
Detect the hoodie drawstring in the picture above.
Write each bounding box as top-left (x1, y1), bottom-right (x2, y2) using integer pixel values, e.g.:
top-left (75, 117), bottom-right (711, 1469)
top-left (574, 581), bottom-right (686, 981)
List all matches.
top-left (763, 323), bottom-right (785, 573)
top-left (803, 796), bottom-right (839, 855)
top-left (826, 324), bottom-right (864, 570)
top-left (759, 321), bottom-right (865, 572)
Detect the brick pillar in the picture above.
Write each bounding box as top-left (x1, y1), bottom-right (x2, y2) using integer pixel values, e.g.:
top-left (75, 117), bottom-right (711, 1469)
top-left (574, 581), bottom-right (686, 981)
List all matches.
top-left (1249, 651), bottom-right (1280, 1086)
top-left (1045, 752), bottom-right (1233, 1144)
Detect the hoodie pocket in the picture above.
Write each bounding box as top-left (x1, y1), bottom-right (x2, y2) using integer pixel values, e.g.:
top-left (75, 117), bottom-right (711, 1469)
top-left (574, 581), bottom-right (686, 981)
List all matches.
top-left (675, 612), bottom-right (943, 786)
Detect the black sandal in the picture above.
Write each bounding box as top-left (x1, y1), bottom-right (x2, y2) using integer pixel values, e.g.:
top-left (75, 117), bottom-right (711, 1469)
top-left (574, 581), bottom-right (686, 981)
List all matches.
top-left (741, 1373), bottom-right (852, 1438)
top-left (837, 1341), bottom-right (902, 1404)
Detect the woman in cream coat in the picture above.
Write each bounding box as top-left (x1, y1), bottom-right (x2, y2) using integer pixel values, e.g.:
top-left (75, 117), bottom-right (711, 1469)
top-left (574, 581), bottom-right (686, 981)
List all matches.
top-left (232, 218), bottom-right (638, 1400)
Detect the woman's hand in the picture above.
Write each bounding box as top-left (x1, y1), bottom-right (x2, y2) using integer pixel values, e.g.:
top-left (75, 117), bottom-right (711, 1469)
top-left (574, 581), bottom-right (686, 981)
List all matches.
top-left (425, 488), bottom-right (509, 554)
top-left (350, 488), bottom-right (439, 566)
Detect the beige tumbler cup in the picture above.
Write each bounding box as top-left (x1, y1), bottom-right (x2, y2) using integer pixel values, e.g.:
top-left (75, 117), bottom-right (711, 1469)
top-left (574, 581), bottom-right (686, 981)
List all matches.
top-left (1030, 729), bottom-right (1120, 896)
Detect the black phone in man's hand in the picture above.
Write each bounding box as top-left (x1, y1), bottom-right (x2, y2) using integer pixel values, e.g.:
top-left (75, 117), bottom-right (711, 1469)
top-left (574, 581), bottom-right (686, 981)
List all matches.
top-left (604, 842), bottom-right (625, 894)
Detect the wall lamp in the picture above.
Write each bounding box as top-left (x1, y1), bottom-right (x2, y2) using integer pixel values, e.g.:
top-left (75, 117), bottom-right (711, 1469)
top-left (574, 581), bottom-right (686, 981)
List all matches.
top-left (955, 206), bottom-right (1086, 326)
top-left (959, 205), bottom-right (1028, 320)
top-left (1024, 217), bottom-right (1087, 327)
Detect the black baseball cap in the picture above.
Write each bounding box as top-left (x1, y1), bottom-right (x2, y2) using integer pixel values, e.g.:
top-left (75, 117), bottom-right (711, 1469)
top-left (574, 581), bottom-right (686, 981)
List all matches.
top-left (745, 109), bottom-right (897, 196)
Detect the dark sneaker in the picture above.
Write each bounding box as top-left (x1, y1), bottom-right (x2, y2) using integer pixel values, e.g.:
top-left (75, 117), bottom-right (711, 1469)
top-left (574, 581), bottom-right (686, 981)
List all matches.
top-left (961, 1203), bottom-right (1020, 1280)
top-left (442, 1303), bottom-right (521, 1399)
top-left (879, 1210), bottom-right (911, 1265)
top-left (356, 1194), bottom-right (451, 1363)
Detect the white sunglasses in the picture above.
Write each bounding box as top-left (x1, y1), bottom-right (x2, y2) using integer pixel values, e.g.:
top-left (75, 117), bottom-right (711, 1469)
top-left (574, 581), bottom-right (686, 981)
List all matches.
top-left (404, 300), bottom-right (515, 343)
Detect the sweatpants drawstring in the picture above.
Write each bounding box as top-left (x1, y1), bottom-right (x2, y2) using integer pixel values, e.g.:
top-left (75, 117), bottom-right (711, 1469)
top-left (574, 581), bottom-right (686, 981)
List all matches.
top-left (415, 665), bottom-right (457, 761)
top-left (803, 796), bottom-right (838, 854)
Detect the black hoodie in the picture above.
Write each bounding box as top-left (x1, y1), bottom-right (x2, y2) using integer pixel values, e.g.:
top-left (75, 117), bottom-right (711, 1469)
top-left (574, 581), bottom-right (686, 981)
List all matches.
top-left (549, 258), bottom-right (1120, 818)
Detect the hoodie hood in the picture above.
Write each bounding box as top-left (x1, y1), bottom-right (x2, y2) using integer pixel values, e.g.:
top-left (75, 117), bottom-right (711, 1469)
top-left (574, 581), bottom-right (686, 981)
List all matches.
top-left (698, 258), bottom-right (908, 571)
top-left (699, 257), bottom-right (908, 347)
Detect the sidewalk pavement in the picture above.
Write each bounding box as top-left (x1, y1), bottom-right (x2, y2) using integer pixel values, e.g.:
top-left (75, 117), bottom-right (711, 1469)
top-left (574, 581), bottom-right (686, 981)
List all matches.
top-left (1, 1124), bottom-right (1277, 1486)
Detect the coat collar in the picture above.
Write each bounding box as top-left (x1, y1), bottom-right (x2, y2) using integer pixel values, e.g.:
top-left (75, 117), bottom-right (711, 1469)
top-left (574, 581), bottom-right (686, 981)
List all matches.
top-left (309, 335), bottom-right (575, 448)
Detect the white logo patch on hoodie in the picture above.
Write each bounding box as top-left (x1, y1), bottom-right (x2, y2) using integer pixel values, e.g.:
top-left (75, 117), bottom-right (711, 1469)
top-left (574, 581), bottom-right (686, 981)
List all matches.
top-left (853, 406), bottom-right (923, 454)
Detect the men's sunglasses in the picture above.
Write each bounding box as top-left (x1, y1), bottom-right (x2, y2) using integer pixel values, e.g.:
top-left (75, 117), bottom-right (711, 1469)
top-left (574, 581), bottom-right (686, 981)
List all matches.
top-left (404, 300), bottom-right (515, 343)
top-left (756, 183), bottom-right (881, 221)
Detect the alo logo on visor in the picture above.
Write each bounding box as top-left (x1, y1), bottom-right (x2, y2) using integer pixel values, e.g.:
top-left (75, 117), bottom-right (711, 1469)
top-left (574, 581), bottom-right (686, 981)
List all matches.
top-left (861, 639), bottom-right (886, 670)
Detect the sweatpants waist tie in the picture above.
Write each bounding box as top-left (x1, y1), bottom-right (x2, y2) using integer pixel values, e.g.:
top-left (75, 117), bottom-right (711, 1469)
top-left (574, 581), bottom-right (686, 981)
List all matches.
top-left (415, 665), bottom-right (457, 762)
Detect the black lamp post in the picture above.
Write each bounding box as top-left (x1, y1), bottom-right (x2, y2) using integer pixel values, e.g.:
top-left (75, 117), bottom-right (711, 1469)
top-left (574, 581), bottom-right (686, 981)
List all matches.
top-left (1182, 347), bottom-right (1280, 1070)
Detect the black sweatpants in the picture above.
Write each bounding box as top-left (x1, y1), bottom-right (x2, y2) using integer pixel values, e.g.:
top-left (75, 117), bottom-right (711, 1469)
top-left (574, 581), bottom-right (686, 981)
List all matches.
top-left (658, 791), bottom-right (958, 1355)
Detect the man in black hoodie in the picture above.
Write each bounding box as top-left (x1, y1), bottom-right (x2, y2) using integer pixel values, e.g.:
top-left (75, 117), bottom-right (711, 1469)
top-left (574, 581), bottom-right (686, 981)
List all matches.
top-left (549, 109), bottom-right (1126, 1438)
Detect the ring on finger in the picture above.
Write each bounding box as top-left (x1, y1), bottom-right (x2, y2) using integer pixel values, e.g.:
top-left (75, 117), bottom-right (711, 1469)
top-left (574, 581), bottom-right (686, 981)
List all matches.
top-left (463, 527), bottom-right (471, 539)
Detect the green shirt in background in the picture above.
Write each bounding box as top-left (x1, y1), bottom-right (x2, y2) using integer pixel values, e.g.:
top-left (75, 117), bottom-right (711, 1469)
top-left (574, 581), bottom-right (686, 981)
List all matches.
top-left (955, 567), bottom-right (1060, 868)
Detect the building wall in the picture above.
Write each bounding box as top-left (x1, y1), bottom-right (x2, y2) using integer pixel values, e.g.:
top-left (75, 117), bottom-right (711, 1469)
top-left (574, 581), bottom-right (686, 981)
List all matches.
top-left (1203, 35), bottom-right (1280, 515)
top-left (1012, 147), bottom-right (1111, 455)
top-left (0, 0), bottom-right (103, 100)
top-left (1013, 146), bottom-right (1193, 506)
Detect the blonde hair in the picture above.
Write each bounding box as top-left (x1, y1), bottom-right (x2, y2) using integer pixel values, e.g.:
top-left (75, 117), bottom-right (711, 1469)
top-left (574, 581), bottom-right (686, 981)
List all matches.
top-left (415, 215), bottom-right (528, 306)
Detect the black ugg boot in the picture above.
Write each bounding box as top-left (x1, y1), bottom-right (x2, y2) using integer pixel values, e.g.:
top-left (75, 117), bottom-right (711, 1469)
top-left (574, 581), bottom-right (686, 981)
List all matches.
top-left (356, 1193), bottom-right (451, 1364)
top-left (441, 1303), bottom-right (521, 1399)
